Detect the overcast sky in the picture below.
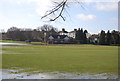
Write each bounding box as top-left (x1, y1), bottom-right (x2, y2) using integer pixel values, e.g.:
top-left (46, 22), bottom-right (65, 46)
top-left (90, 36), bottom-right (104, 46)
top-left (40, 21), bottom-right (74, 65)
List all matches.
top-left (0, 0), bottom-right (119, 34)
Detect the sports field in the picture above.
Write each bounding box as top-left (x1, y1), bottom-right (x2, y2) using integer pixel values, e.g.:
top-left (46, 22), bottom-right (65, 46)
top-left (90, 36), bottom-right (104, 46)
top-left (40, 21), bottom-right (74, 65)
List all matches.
top-left (2, 44), bottom-right (118, 74)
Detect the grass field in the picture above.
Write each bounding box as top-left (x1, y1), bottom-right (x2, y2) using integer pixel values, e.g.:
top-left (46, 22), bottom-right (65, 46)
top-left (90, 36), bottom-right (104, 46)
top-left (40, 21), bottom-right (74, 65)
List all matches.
top-left (2, 44), bottom-right (118, 74)
top-left (0, 40), bottom-right (46, 44)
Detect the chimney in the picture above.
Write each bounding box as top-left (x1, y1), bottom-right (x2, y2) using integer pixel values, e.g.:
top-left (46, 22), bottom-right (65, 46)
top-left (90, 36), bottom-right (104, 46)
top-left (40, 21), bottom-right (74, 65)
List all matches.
top-left (62, 28), bottom-right (65, 32)
top-left (74, 29), bottom-right (77, 31)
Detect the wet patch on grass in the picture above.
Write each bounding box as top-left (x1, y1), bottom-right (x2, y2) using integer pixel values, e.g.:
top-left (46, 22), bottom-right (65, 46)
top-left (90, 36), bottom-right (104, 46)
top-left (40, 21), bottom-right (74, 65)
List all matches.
top-left (2, 69), bottom-right (118, 79)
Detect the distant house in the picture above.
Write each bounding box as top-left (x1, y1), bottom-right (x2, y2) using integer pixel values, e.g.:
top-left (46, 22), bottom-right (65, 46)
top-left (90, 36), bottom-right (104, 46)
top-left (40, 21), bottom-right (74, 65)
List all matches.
top-left (89, 34), bottom-right (99, 44)
top-left (48, 35), bottom-right (70, 44)
top-left (59, 28), bottom-right (91, 39)
top-left (59, 28), bottom-right (69, 35)
top-left (86, 33), bottom-right (91, 38)
top-left (59, 29), bottom-right (77, 38)
top-left (111, 30), bottom-right (120, 36)
top-left (68, 29), bottom-right (77, 38)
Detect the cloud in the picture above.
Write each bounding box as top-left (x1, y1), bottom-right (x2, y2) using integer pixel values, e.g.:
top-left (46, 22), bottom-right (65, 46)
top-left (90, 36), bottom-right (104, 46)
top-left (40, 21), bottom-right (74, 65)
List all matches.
top-left (95, 3), bottom-right (118, 11)
top-left (77, 14), bottom-right (96, 21)
top-left (1, 0), bottom-right (52, 16)
top-left (27, 14), bottom-right (35, 17)
top-left (35, 0), bottom-right (52, 16)
top-left (20, 0), bottom-right (52, 16)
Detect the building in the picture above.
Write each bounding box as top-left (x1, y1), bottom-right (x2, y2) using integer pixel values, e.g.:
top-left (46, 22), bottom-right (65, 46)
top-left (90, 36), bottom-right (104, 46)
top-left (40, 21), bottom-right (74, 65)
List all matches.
top-left (89, 34), bottom-right (99, 44)
top-left (59, 28), bottom-right (77, 38)
top-left (86, 33), bottom-right (91, 38)
top-left (48, 35), bottom-right (70, 44)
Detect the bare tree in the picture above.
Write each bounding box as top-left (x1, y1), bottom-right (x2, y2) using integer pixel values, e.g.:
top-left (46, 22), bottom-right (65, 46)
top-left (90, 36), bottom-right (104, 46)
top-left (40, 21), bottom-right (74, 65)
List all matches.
top-left (41, 0), bottom-right (84, 21)
top-left (37, 24), bottom-right (58, 32)
top-left (37, 24), bottom-right (58, 42)
top-left (7, 27), bottom-right (22, 41)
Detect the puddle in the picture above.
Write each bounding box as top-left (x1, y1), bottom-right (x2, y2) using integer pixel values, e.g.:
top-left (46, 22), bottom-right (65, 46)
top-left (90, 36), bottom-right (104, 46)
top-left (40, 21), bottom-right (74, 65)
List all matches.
top-left (2, 69), bottom-right (118, 79)
top-left (0, 42), bottom-right (32, 45)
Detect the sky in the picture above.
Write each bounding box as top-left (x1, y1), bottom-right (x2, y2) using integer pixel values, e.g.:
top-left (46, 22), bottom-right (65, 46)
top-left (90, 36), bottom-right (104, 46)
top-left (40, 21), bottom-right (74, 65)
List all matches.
top-left (0, 0), bottom-right (119, 34)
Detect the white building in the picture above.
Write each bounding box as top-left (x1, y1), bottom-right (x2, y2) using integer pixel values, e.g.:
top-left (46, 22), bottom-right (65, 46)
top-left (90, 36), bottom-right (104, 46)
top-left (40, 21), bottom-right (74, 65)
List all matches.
top-left (59, 29), bottom-right (91, 39)
top-left (86, 33), bottom-right (91, 38)
top-left (59, 29), bottom-right (77, 38)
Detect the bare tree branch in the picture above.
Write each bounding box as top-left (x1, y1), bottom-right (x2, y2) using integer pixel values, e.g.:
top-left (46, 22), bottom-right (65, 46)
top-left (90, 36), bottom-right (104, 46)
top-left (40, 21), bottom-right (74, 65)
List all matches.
top-left (41, 0), bottom-right (84, 22)
top-left (41, 0), bottom-right (67, 21)
top-left (50, 0), bottom-right (66, 21)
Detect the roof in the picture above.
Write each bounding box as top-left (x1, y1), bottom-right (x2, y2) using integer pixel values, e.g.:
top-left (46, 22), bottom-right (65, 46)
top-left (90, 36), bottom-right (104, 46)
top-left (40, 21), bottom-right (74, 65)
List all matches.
top-left (48, 35), bottom-right (68, 39)
top-left (89, 34), bottom-right (99, 39)
top-left (69, 31), bottom-right (76, 33)
top-left (59, 31), bottom-right (68, 33)
top-left (112, 30), bottom-right (120, 34)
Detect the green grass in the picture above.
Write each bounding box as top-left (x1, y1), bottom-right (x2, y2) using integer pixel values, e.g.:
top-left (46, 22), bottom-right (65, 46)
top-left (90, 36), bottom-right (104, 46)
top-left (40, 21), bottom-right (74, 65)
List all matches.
top-left (2, 45), bottom-right (118, 74)
top-left (0, 40), bottom-right (25, 43)
top-left (0, 40), bottom-right (45, 44)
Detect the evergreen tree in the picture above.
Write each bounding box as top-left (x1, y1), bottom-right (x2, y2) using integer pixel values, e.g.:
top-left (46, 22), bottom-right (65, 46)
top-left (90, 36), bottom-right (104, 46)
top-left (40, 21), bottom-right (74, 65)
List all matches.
top-left (113, 33), bottom-right (119, 44)
top-left (111, 30), bottom-right (119, 44)
top-left (75, 28), bottom-right (81, 43)
top-left (75, 28), bottom-right (88, 44)
top-left (99, 30), bottom-right (106, 45)
top-left (80, 28), bottom-right (84, 43)
top-left (84, 30), bottom-right (88, 34)
top-left (106, 30), bottom-right (111, 45)
top-left (83, 30), bottom-right (87, 44)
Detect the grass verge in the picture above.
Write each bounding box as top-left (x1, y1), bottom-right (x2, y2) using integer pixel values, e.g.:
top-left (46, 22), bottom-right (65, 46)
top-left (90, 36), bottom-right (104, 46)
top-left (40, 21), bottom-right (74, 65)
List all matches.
top-left (2, 45), bottom-right (118, 74)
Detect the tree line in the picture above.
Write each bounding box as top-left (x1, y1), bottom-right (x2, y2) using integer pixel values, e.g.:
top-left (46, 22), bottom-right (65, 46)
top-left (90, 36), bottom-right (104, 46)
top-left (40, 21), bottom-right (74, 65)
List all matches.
top-left (4, 24), bottom-right (58, 42)
top-left (99, 30), bottom-right (120, 45)
top-left (75, 28), bottom-right (120, 45)
top-left (1, 24), bottom-right (120, 45)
